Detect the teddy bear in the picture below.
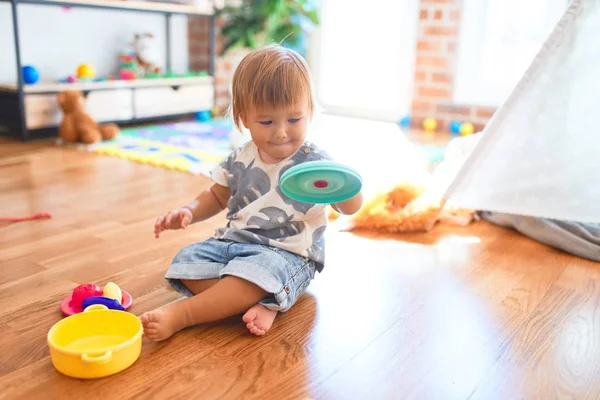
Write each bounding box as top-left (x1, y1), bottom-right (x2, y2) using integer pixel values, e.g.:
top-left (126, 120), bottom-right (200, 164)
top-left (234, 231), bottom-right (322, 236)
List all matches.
top-left (57, 90), bottom-right (119, 144)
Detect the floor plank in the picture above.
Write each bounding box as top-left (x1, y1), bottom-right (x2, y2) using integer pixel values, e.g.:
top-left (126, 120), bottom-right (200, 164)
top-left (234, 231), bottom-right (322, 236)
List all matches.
top-left (1, 139), bottom-right (599, 400)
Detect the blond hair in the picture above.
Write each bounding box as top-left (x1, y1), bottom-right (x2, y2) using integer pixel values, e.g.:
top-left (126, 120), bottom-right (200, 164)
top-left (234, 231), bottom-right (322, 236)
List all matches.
top-left (230, 45), bottom-right (315, 131)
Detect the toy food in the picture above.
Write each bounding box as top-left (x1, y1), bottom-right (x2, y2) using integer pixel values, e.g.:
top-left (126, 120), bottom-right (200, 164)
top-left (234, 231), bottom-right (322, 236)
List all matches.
top-left (82, 296), bottom-right (125, 311)
top-left (71, 284), bottom-right (103, 309)
top-left (103, 282), bottom-right (123, 302)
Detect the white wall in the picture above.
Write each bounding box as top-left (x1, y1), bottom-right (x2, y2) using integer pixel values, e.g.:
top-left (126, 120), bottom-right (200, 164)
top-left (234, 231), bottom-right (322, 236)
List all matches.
top-left (0, 3), bottom-right (189, 84)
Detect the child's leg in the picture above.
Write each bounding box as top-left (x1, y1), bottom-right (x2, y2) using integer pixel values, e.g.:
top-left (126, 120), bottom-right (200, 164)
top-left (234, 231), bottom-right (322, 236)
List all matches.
top-left (141, 275), bottom-right (267, 341)
top-left (181, 278), bottom-right (219, 294)
top-left (182, 278), bottom-right (276, 336)
top-left (147, 240), bottom-right (317, 341)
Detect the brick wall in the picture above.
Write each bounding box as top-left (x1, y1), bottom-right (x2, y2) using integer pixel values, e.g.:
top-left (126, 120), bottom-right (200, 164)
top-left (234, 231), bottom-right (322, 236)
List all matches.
top-left (188, 17), bottom-right (231, 115)
top-left (411, 0), bottom-right (495, 132)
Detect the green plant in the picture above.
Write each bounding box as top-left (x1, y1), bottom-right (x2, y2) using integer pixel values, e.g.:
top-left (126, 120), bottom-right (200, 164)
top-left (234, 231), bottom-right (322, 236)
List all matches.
top-left (216, 0), bottom-right (320, 56)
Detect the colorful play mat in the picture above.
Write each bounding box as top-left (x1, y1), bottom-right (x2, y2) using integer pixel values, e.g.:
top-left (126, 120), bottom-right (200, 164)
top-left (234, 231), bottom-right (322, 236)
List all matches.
top-left (87, 119), bottom-right (235, 175)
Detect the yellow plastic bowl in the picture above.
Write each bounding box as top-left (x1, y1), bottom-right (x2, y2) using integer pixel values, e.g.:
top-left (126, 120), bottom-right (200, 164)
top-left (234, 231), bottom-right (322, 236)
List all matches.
top-left (47, 304), bottom-right (142, 379)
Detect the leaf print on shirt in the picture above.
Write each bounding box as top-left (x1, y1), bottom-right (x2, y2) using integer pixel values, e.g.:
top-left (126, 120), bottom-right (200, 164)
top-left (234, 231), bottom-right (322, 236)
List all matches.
top-left (306, 225), bottom-right (327, 264)
top-left (246, 207), bottom-right (305, 243)
top-left (277, 143), bottom-right (331, 214)
top-left (227, 159), bottom-right (271, 216)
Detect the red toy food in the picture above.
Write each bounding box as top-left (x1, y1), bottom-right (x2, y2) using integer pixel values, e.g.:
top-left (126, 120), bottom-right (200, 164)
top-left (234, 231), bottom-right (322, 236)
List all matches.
top-left (71, 283), bottom-right (103, 309)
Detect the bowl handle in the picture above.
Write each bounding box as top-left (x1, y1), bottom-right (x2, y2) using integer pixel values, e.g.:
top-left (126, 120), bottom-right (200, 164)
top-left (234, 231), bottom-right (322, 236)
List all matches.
top-left (84, 304), bottom-right (108, 312)
top-left (81, 351), bottom-right (112, 365)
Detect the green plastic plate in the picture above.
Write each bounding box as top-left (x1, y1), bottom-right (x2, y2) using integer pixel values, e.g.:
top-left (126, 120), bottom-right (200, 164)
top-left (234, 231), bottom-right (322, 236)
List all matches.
top-left (279, 160), bottom-right (363, 204)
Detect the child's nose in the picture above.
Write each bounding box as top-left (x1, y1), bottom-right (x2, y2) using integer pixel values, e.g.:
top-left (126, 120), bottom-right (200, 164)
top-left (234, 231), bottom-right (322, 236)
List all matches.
top-left (274, 124), bottom-right (287, 139)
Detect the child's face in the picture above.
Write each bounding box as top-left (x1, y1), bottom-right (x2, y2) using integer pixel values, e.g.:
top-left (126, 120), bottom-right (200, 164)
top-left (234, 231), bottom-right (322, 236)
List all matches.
top-left (242, 102), bottom-right (309, 164)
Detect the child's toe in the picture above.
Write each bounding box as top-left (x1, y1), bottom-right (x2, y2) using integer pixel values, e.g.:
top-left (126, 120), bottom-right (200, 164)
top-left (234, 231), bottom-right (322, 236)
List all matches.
top-left (242, 310), bottom-right (257, 324)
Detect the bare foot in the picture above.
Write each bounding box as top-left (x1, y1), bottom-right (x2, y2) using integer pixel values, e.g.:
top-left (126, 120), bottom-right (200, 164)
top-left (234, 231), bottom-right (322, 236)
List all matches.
top-left (140, 308), bottom-right (185, 342)
top-left (242, 304), bottom-right (278, 336)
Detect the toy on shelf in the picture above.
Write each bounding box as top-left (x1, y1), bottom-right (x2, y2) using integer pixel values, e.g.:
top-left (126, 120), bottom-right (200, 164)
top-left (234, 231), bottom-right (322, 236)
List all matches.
top-left (22, 65), bottom-right (39, 84)
top-left (134, 33), bottom-right (160, 77)
top-left (460, 122), bottom-right (475, 136)
top-left (57, 90), bottom-right (119, 144)
top-left (280, 160), bottom-right (363, 204)
top-left (60, 281), bottom-right (133, 316)
top-left (47, 303), bottom-right (142, 379)
top-left (423, 117), bottom-right (437, 132)
top-left (118, 48), bottom-right (139, 80)
top-left (76, 63), bottom-right (95, 79)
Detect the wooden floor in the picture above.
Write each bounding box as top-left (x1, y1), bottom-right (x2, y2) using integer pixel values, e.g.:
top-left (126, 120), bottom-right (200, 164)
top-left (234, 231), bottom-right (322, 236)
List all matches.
top-left (2, 139), bottom-right (600, 400)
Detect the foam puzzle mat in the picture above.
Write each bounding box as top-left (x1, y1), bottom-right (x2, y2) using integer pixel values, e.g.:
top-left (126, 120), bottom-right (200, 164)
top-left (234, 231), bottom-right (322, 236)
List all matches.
top-left (87, 119), bottom-right (234, 175)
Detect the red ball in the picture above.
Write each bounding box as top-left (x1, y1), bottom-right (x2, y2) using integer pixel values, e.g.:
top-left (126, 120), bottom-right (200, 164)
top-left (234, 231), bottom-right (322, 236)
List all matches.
top-left (71, 284), bottom-right (103, 309)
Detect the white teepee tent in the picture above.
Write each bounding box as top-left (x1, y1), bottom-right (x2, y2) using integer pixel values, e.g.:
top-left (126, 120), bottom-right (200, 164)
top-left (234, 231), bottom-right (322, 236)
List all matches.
top-left (444, 0), bottom-right (600, 223)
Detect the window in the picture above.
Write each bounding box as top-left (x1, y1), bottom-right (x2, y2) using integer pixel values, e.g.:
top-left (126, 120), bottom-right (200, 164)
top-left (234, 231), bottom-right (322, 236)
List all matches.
top-left (454, 0), bottom-right (567, 106)
top-left (310, 0), bottom-right (420, 121)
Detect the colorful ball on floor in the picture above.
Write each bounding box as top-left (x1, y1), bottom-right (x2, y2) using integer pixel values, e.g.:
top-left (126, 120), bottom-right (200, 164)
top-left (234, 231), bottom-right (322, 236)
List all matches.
top-left (449, 120), bottom-right (462, 134)
top-left (22, 65), bottom-right (39, 84)
top-left (399, 115), bottom-right (411, 128)
top-left (460, 122), bottom-right (475, 136)
top-left (423, 117), bottom-right (437, 132)
top-left (195, 110), bottom-right (212, 122)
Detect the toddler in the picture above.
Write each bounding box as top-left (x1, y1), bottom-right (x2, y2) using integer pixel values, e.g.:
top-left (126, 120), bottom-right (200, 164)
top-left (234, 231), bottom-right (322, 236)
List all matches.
top-left (141, 45), bottom-right (363, 341)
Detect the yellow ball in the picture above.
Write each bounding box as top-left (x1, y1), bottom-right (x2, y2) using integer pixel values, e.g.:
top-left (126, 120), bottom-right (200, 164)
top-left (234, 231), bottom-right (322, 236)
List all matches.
top-left (103, 282), bottom-right (123, 303)
top-left (423, 117), bottom-right (437, 132)
top-left (77, 64), bottom-right (95, 79)
top-left (460, 122), bottom-right (474, 136)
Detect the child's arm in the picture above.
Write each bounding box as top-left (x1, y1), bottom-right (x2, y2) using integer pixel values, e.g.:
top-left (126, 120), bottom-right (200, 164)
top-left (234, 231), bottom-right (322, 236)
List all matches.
top-left (331, 191), bottom-right (363, 215)
top-left (154, 183), bottom-right (230, 238)
top-left (184, 183), bottom-right (230, 223)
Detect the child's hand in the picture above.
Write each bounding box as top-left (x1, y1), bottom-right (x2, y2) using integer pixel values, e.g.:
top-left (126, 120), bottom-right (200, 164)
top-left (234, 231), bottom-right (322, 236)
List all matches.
top-left (154, 208), bottom-right (193, 238)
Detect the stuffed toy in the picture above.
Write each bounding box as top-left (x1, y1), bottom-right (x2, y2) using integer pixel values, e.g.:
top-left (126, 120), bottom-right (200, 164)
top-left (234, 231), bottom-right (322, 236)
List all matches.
top-left (328, 136), bottom-right (479, 233)
top-left (329, 181), bottom-right (476, 232)
top-left (57, 90), bottom-right (119, 144)
top-left (134, 33), bottom-right (161, 76)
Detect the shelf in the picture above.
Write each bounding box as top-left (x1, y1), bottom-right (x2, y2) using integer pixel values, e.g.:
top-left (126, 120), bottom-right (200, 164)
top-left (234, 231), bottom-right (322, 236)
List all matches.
top-left (1, 0), bottom-right (214, 16)
top-left (0, 76), bottom-right (214, 94)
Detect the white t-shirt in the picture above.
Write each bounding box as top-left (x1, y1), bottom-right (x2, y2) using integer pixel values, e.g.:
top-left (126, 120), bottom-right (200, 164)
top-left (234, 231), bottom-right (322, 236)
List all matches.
top-left (210, 140), bottom-right (332, 271)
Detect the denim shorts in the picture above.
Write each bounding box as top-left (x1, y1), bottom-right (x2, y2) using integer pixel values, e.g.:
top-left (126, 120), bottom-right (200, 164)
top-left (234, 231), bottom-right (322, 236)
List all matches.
top-left (165, 237), bottom-right (317, 312)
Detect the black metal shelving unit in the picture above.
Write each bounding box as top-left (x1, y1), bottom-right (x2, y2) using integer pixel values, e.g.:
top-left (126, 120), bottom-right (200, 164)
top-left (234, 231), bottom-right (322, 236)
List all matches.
top-left (0, 0), bottom-right (216, 141)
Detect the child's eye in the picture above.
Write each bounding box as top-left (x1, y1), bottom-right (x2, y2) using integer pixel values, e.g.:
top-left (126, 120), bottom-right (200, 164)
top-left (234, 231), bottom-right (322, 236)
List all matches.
top-left (259, 121), bottom-right (272, 126)
top-left (288, 118), bottom-right (301, 123)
